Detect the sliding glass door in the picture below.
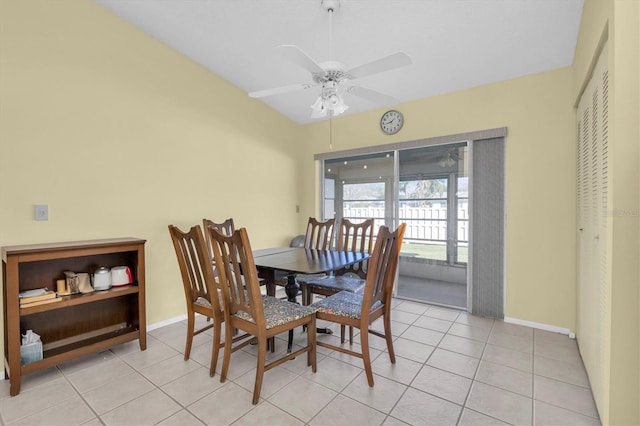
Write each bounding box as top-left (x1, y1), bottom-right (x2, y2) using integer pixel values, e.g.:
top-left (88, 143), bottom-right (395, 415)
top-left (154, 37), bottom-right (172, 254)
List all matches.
top-left (321, 143), bottom-right (468, 308)
top-left (396, 143), bottom-right (468, 307)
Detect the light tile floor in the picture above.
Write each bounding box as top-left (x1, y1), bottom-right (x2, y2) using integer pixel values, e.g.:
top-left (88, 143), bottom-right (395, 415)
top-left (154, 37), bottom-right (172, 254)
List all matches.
top-left (0, 296), bottom-right (601, 425)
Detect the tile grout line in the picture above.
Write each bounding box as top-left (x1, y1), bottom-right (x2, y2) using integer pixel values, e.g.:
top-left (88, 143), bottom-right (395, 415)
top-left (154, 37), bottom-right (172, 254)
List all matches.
top-left (56, 362), bottom-right (105, 425)
top-left (3, 300), bottom-right (602, 426)
top-left (455, 315), bottom-right (493, 425)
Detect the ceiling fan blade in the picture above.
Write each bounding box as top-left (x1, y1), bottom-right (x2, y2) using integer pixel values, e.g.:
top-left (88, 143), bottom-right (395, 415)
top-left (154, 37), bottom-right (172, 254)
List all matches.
top-left (346, 86), bottom-right (398, 105)
top-left (248, 83), bottom-right (316, 98)
top-left (347, 51), bottom-right (412, 80)
top-left (277, 45), bottom-right (326, 76)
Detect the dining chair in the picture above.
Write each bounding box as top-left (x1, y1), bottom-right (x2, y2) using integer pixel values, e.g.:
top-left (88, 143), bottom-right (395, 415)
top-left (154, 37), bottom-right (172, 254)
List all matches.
top-left (334, 217), bottom-right (375, 277)
top-left (203, 217), bottom-right (235, 234)
top-left (205, 217), bottom-right (265, 289)
top-left (298, 218), bottom-right (375, 343)
top-left (299, 218), bottom-right (375, 307)
top-left (311, 223), bottom-right (406, 387)
top-left (303, 217), bottom-right (336, 250)
top-left (168, 224), bottom-right (251, 377)
top-left (274, 216), bottom-right (337, 291)
top-left (203, 218), bottom-right (235, 260)
top-left (208, 226), bottom-right (317, 404)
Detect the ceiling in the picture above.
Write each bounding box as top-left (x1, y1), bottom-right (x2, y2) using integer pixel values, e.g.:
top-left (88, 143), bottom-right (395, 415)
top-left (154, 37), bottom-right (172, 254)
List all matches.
top-left (94, 0), bottom-right (584, 125)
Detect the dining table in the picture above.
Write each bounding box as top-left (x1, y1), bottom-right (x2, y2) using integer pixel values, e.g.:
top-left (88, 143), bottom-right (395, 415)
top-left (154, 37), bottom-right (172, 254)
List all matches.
top-left (253, 247), bottom-right (370, 352)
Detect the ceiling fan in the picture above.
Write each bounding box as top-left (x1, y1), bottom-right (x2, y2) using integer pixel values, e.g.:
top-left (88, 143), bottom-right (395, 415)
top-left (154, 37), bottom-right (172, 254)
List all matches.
top-left (248, 0), bottom-right (412, 119)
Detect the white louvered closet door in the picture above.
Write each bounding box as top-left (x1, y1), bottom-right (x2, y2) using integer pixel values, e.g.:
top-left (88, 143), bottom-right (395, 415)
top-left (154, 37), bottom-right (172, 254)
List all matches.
top-left (576, 42), bottom-right (608, 413)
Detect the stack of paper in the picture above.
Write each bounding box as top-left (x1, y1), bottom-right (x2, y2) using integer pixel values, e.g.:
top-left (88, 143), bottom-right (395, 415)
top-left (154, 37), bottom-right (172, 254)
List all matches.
top-left (19, 288), bottom-right (61, 308)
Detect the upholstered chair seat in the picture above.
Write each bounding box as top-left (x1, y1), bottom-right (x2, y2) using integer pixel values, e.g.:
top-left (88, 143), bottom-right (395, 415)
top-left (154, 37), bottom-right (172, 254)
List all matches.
top-left (312, 291), bottom-right (381, 320)
top-left (194, 291), bottom-right (225, 310)
top-left (299, 275), bottom-right (366, 297)
top-left (235, 295), bottom-right (317, 329)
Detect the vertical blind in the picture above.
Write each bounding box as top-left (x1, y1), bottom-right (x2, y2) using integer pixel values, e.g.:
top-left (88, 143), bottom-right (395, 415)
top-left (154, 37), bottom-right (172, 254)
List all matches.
top-left (469, 137), bottom-right (505, 319)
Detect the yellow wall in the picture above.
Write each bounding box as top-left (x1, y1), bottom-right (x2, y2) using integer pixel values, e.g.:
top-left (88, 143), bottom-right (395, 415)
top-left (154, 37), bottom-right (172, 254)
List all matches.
top-left (606, 1), bottom-right (639, 424)
top-left (1, 1), bottom-right (637, 423)
top-left (0, 0), bottom-right (302, 357)
top-left (299, 67), bottom-right (577, 330)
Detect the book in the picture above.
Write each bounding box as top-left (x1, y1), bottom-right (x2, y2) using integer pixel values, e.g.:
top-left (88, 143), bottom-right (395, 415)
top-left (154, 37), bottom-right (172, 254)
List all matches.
top-left (19, 291), bottom-right (57, 305)
top-left (18, 288), bottom-right (49, 298)
top-left (20, 296), bottom-right (62, 308)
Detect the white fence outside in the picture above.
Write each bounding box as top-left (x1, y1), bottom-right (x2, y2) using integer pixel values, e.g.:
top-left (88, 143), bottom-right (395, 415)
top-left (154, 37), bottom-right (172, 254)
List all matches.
top-left (344, 205), bottom-right (469, 242)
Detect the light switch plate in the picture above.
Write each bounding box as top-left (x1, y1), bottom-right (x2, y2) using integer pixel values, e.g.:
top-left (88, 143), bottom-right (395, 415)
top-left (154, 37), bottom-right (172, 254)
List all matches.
top-left (34, 204), bottom-right (48, 221)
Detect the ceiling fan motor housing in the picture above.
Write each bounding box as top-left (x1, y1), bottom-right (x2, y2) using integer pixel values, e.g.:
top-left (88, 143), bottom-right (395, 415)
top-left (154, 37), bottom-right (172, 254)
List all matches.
top-left (313, 67), bottom-right (346, 84)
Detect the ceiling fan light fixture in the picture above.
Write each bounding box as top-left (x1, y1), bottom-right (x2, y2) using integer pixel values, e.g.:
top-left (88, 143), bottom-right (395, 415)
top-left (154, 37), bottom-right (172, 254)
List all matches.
top-left (330, 93), bottom-right (348, 114)
top-left (310, 81), bottom-right (349, 118)
top-left (310, 96), bottom-right (327, 118)
top-left (310, 92), bottom-right (349, 117)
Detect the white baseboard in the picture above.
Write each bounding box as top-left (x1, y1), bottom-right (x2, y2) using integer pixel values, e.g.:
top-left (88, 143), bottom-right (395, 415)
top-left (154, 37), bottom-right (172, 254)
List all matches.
top-left (0, 314), bottom-right (193, 381)
top-left (504, 316), bottom-right (575, 339)
top-left (147, 314), bottom-right (187, 332)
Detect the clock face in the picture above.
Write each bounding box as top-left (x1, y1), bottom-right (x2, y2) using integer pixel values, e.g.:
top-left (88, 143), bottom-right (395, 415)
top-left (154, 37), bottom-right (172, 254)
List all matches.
top-left (380, 110), bottom-right (404, 134)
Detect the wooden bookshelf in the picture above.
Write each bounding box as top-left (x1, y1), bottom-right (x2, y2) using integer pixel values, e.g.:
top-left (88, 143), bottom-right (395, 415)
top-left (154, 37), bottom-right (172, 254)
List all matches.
top-left (2, 238), bottom-right (146, 396)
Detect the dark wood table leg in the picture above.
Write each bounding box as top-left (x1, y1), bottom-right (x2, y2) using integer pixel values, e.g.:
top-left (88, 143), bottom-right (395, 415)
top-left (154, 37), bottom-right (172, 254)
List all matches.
top-left (285, 274), bottom-right (300, 353)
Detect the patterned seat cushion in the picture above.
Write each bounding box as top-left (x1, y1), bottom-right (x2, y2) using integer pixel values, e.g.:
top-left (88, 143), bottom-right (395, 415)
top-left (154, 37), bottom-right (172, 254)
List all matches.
top-left (233, 296), bottom-right (317, 329)
top-left (297, 275), bottom-right (365, 294)
top-left (194, 290), bottom-right (225, 311)
top-left (295, 273), bottom-right (328, 283)
top-left (194, 296), bottom-right (212, 309)
top-left (312, 291), bottom-right (382, 320)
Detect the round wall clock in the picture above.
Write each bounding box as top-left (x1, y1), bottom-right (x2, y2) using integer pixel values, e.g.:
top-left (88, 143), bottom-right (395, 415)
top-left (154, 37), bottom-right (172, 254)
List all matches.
top-left (380, 110), bottom-right (404, 135)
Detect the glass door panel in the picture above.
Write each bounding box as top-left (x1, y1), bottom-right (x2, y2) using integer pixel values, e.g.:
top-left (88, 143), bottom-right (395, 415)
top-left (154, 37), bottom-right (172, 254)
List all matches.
top-left (320, 143), bottom-right (467, 308)
top-left (322, 152), bottom-right (395, 234)
top-left (397, 143), bottom-right (468, 307)
top-left (399, 177), bottom-right (449, 262)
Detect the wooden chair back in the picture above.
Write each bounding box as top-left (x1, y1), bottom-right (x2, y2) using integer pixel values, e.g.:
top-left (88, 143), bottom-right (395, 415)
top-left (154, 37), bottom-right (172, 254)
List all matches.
top-left (207, 227), bottom-right (265, 327)
top-left (335, 218), bottom-right (375, 278)
top-left (360, 223), bottom-right (406, 314)
top-left (303, 217), bottom-right (336, 250)
top-left (203, 218), bottom-right (235, 260)
top-left (168, 225), bottom-right (223, 315)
